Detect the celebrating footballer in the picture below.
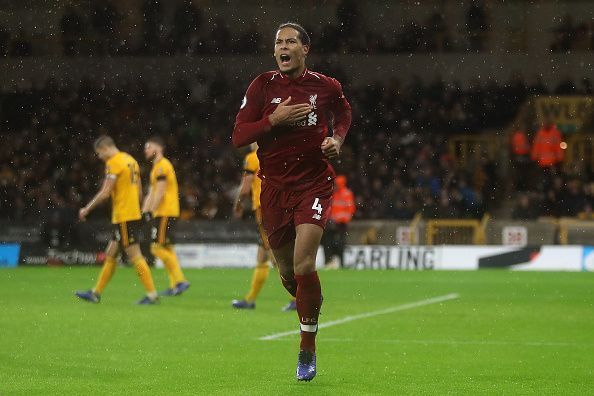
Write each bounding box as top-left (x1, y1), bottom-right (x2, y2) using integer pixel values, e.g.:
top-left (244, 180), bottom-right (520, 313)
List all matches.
top-left (232, 22), bottom-right (352, 381)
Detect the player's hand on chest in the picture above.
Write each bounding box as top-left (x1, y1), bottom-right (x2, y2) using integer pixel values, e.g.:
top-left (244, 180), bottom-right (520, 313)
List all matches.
top-left (266, 88), bottom-right (326, 128)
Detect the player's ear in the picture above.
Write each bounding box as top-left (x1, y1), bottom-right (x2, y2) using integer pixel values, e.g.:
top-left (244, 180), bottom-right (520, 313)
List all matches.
top-left (303, 44), bottom-right (310, 56)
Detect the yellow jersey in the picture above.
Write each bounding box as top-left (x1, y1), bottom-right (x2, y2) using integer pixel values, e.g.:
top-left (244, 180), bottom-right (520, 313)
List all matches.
top-left (105, 152), bottom-right (141, 224)
top-left (244, 150), bottom-right (262, 211)
top-left (150, 157), bottom-right (180, 218)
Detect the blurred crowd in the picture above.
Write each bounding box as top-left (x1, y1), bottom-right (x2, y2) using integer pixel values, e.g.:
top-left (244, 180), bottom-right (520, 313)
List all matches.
top-left (4, 2), bottom-right (594, 58)
top-left (2, 67), bottom-right (590, 223)
top-left (510, 123), bottom-right (594, 220)
top-left (0, 0), bottom-right (490, 57)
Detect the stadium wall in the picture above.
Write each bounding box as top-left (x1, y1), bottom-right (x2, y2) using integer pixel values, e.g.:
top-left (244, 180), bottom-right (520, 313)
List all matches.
top-left (0, 219), bottom-right (566, 248)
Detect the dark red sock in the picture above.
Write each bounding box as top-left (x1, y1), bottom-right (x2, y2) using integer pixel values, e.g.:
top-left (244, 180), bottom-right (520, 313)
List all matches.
top-left (295, 271), bottom-right (322, 352)
top-left (280, 274), bottom-right (297, 297)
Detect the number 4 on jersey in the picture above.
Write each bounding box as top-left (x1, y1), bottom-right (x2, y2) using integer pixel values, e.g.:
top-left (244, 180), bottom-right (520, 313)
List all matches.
top-left (312, 198), bottom-right (322, 220)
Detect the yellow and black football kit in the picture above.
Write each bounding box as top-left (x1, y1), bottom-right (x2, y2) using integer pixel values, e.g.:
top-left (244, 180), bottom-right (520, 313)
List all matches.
top-left (149, 157), bottom-right (180, 245)
top-left (241, 150), bottom-right (271, 304)
top-left (90, 151), bottom-right (156, 298)
top-left (244, 151), bottom-right (270, 249)
top-left (148, 156), bottom-right (186, 290)
top-left (105, 152), bottom-right (142, 248)
top-left (244, 151), bottom-right (261, 211)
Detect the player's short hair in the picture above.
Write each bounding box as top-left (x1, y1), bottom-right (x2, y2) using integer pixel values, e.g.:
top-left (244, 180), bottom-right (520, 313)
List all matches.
top-left (147, 135), bottom-right (165, 148)
top-left (93, 135), bottom-right (115, 150)
top-left (277, 22), bottom-right (310, 46)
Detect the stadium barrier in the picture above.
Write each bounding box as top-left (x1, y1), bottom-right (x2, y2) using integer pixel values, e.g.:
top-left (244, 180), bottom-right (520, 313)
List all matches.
top-left (154, 244), bottom-right (325, 270)
top-left (2, 240), bottom-right (593, 271)
top-left (558, 218), bottom-right (594, 245)
top-left (425, 215), bottom-right (490, 245)
top-left (343, 245), bottom-right (592, 272)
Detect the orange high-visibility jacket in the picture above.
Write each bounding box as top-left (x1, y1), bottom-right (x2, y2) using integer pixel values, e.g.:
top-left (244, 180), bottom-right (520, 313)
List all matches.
top-left (511, 130), bottom-right (530, 155)
top-left (330, 175), bottom-right (356, 224)
top-left (531, 125), bottom-right (564, 167)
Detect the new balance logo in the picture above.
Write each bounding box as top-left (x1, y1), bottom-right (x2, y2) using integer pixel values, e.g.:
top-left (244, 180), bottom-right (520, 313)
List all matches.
top-left (312, 214), bottom-right (321, 220)
top-left (271, 97), bottom-right (282, 104)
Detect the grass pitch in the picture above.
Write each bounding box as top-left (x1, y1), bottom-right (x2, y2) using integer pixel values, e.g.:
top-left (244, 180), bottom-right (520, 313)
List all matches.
top-left (0, 267), bottom-right (592, 395)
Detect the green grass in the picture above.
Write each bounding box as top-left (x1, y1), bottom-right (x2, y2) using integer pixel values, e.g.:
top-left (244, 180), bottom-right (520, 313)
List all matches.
top-left (0, 267), bottom-right (593, 395)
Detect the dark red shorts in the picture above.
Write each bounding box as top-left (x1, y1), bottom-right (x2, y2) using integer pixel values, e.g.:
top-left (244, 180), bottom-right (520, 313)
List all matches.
top-left (260, 177), bottom-right (334, 250)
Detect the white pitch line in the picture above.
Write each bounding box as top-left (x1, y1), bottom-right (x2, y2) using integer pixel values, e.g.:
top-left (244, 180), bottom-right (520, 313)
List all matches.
top-left (259, 293), bottom-right (459, 341)
top-left (265, 338), bottom-right (593, 348)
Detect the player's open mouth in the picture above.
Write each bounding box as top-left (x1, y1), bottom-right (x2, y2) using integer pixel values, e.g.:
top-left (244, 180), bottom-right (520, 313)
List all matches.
top-left (280, 54), bottom-right (291, 66)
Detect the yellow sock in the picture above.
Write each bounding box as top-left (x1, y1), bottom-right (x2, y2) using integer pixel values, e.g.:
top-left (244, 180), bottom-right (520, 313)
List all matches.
top-left (151, 244), bottom-right (175, 288)
top-left (166, 245), bottom-right (186, 284)
top-left (131, 256), bottom-right (157, 295)
top-left (93, 256), bottom-right (116, 294)
top-left (151, 244), bottom-right (186, 287)
top-left (245, 261), bottom-right (270, 302)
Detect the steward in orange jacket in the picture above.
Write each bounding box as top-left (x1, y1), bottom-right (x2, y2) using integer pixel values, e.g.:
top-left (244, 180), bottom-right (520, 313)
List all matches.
top-left (330, 175), bottom-right (355, 224)
top-left (531, 124), bottom-right (564, 168)
top-left (324, 175), bottom-right (355, 268)
top-left (511, 130), bottom-right (530, 156)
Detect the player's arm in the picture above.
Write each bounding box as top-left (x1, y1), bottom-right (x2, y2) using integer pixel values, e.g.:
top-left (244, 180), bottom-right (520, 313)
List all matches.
top-left (137, 176), bottom-right (144, 206)
top-left (79, 176), bottom-right (116, 221)
top-left (141, 186), bottom-right (153, 214)
top-left (232, 77), bottom-right (311, 147)
top-left (321, 78), bottom-right (353, 159)
top-left (233, 172), bottom-right (254, 218)
top-left (144, 180), bottom-right (166, 215)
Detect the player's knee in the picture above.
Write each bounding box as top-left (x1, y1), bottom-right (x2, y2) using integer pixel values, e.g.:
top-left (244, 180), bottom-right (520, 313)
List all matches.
top-left (150, 243), bottom-right (164, 256)
top-left (293, 254), bottom-right (316, 275)
top-left (124, 244), bottom-right (143, 261)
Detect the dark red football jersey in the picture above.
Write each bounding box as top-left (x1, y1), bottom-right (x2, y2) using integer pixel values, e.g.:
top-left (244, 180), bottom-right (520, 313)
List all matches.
top-left (232, 69), bottom-right (352, 190)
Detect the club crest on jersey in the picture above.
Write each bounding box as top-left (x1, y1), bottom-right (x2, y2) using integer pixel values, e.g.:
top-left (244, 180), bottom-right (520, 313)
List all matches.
top-left (289, 94), bottom-right (318, 127)
top-left (309, 94), bottom-right (317, 109)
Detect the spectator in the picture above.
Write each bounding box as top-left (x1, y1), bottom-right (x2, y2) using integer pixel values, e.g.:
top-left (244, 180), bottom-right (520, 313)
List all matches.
top-left (531, 119), bottom-right (564, 191)
top-left (210, 18), bottom-right (231, 54)
top-left (550, 14), bottom-right (575, 52)
top-left (90, 0), bottom-right (118, 56)
top-left (60, 6), bottom-right (85, 56)
top-left (336, 0), bottom-right (359, 50)
top-left (511, 194), bottom-right (539, 220)
top-left (170, 0), bottom-right (202, 54)
top-left (510, 127), bottom-right (530, 191)
top-left (142, 0), bottom-right (163, 55)
top-left (558, 179), bottom-right (588, 217)
top-left (0, 25), bottom-right (9, 57)
top-left (323, 175), bottom-right (356, 269)
top-left (9, 29), bottom-right (32, 57)
top-left (235, 22), bottom-right (262, 54)
top-left (466, 0), bottom-right (488, 52)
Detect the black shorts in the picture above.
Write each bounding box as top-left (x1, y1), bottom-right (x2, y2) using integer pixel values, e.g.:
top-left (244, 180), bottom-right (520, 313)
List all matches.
top-left (112, 220), bottom-right (143, 248)
top-left (151, 216), bottom-right (177, 245)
